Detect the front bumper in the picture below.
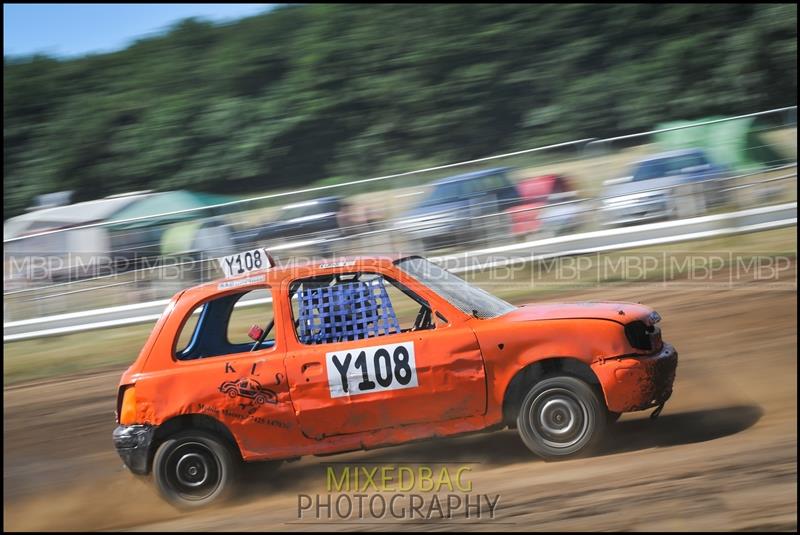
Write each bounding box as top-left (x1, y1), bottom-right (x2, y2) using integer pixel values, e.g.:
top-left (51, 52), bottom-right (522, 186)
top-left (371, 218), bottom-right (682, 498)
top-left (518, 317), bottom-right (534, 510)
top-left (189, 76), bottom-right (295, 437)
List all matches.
top-left (601, 197), bottom-right (672, 227)
top-left (595, 343), bottom-right (678, 413)
top-left (112, 424), bottom-right (156, 475)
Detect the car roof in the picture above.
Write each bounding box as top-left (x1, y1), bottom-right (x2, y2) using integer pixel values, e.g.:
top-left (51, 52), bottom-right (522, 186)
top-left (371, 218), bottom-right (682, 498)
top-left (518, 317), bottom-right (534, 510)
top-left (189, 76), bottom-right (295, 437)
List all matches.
top-left (431, 167), bottom-right (511, 186)
top-left (636, 148), bottom-right (706, 163)
top-left (184, 254), bottom-right (414, 297)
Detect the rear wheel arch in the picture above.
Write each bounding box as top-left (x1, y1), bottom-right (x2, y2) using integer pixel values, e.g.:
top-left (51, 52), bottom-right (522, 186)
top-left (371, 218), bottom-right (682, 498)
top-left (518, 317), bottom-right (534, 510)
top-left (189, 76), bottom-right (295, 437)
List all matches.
top-left (151, 414), bottom-right (242, 467)
top-left (502, 356), bottom-right (604, 427)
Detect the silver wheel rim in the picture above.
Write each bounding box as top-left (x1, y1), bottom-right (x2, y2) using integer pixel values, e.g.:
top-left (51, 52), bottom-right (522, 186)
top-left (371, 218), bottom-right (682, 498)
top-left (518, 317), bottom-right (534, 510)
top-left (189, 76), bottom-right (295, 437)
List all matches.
top-left (528, 387), bottom-right (590, 449)
top-left (164, 441), bottom-right (222, 501)
top-left (176, 452), bottom-right (209, 487)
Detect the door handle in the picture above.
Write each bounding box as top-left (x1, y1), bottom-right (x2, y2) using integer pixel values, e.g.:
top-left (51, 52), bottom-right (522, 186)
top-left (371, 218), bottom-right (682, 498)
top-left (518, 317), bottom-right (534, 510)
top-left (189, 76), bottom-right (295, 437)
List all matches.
top-left (301, 362), bottom-right (322, 374)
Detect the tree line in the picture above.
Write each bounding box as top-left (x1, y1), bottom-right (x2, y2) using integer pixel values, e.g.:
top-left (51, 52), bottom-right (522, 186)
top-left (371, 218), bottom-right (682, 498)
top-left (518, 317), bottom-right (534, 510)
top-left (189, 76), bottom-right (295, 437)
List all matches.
top-left (4, 3), bottom-right (796, 218)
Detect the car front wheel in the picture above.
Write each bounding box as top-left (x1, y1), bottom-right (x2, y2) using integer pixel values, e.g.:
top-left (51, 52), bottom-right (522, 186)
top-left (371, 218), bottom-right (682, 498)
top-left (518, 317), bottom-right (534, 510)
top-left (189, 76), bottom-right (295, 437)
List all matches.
top-left (516, 375), bottom-right (605, 460)
top-left (153, 430), bottom-right (238, 508)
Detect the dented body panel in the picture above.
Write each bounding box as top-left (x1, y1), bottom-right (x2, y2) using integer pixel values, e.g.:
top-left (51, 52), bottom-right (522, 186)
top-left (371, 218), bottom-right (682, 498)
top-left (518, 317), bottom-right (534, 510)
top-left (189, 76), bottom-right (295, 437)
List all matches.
top-left (114, 256), bottom-right (677, 471)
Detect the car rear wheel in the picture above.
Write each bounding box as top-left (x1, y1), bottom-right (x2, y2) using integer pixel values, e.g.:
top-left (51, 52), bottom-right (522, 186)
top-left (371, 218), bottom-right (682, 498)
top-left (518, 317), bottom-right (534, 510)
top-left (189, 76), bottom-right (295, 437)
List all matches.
top-left (516, 375), bottom-right (605, 460)
top-left (153, 430), bottom-right (238, 508)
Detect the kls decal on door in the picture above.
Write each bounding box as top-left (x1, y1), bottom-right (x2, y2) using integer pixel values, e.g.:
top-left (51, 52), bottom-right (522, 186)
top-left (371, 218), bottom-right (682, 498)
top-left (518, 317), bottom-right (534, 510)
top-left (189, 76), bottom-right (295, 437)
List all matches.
top-left (218, 377), bottom-right (278, 406)
top-left (326, 341), bottom-right (418, 398)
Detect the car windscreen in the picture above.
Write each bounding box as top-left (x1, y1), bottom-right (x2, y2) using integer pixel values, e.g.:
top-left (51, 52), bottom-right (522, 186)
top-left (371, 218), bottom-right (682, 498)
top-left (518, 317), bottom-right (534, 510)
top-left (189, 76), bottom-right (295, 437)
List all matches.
top-left (668, 153), bottom-right (708, 172)
top-left (393, 257), bottom-right (516, 319)
top-left (633, 160), bottom-right (668, 181)
top-left (634, 154), bottom-right (710, 182)
top-left (421, 181), bottom-right (465, 206)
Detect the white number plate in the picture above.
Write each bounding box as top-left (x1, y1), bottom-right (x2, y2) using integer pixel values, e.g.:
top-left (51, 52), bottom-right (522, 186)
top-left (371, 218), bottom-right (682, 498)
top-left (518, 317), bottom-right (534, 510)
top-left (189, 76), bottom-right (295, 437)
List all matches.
top-left (218, 248), bottom-right (274, 278)
top-left (326, 342), bottom-right (418, 398)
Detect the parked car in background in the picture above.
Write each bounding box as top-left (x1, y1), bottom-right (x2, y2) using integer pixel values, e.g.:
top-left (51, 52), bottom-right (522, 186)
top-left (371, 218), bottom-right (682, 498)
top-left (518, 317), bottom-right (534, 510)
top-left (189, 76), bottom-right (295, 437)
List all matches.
top-left (507, 174), bottom-right (584, 240)
top-left (600, 148), bottom-right (729, 227)
top-left (392, 167), bottom-right (523, 251)
top-left (232, 196), bottom-right (379, 254)
top-left (233, 196), bottom-right (345, 248)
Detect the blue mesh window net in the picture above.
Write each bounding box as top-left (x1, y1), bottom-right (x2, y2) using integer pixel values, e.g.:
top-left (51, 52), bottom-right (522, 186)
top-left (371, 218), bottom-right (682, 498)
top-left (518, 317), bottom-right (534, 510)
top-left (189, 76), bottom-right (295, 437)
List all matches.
top-left (297, 278), bottom-right (401, 345)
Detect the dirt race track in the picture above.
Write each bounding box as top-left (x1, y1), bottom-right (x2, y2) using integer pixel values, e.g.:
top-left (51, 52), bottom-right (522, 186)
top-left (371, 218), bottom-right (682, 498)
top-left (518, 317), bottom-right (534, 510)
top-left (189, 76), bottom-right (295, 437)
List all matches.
top-left (4, 273), bottom-right (797, 531)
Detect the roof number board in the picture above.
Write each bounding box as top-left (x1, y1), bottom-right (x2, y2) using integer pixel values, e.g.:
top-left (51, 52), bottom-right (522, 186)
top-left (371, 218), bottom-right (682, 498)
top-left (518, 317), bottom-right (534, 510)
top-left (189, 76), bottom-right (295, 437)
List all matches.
top-left (218, 248), bottom-right (275, 278)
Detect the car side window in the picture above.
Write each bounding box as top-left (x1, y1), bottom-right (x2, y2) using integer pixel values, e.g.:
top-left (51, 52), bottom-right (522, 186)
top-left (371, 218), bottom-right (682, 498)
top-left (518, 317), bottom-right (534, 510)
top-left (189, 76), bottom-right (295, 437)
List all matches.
top-left (482, 173), bottom-right (504, 192)
top-left (289, 271), bottom-right (434, 345)
top-left (682, 153), bottom-right (708, 168)
top-left (175, 305), bottom-right (203, 355)
top-left (634, 160), bottom-right (666, 181)
top-left (174, 287), bottom-right (277, 360)
top-left (226, 288), bottom-right (274, 345)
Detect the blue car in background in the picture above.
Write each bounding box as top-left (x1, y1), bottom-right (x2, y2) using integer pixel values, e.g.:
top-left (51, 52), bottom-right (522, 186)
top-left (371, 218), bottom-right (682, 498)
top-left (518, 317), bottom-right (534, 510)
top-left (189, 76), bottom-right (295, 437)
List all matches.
top-left (600, 148), bottom-right (730, 227)
top-left (391, 167), bottom-right (522, 251)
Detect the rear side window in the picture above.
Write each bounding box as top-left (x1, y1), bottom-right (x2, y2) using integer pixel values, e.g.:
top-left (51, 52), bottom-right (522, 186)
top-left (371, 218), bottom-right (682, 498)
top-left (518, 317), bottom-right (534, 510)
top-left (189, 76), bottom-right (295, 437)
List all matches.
top-left (175, 307), bottom-right (203, 355)
top-left (226, 289), bottom-right (274, 344)
top-left (174, 287), bottom-right (276, 360)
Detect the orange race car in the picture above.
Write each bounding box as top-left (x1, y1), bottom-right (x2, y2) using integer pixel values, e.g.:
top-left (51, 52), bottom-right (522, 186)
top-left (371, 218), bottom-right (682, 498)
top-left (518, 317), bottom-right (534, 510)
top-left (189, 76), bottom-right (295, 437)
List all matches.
top-left (113, 251), bottom-right (677, 507)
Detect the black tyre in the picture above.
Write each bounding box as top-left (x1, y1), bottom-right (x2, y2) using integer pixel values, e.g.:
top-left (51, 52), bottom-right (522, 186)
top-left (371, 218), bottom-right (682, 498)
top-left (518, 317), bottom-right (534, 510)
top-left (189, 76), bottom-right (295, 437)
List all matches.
top-left (607, 411), bottom-right (621, 425)
top-left (153, 430), bottom-right (238, 508)
top-left (516, 375), bottom-right (606, 460)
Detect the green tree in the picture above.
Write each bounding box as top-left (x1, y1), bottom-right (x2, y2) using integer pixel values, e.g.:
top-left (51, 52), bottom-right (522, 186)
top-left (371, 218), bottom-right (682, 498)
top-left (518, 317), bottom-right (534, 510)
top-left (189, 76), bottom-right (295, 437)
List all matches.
top-left (3, 4), bottom-right (796, 219)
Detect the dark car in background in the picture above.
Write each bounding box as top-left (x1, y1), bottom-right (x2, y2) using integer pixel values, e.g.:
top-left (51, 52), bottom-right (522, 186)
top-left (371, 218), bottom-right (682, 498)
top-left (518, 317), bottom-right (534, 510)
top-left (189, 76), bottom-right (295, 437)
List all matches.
top-left (392, 167), bottom-right (522, 251)
top-left (233, 196), bottom-right (346, 248)
top-left (232, 195), bottom-right (381, 255)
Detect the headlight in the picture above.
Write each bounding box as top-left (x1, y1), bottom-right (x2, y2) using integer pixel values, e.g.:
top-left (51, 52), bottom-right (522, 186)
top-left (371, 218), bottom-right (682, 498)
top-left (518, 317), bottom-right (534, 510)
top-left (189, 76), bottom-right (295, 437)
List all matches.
top-left (648, 311), bottom-right (662, 325)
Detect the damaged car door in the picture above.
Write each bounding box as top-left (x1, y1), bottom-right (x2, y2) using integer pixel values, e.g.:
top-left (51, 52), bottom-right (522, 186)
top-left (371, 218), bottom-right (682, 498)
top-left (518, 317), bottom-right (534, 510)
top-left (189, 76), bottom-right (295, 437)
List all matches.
top-left (283, 270), bottom-right (487, 439)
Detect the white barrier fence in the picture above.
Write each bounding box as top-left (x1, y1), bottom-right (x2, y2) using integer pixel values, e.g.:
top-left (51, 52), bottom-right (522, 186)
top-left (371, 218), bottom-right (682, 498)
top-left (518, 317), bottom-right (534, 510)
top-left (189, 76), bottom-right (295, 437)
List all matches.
top-left (4, 201), bottom-right (795, 342)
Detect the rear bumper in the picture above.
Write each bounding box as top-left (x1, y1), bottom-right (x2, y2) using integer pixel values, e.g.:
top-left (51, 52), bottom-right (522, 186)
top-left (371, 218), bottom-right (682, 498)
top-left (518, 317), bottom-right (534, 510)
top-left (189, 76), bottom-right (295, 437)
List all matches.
top-left (595, 343), bottom-right (678, 413)
top-left (112, 424), bottom-right (156, 475)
